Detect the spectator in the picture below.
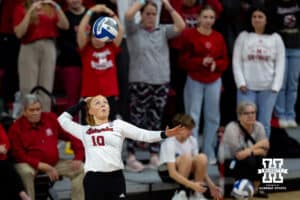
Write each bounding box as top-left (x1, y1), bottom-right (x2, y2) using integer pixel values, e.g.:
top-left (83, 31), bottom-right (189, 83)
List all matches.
top-left (0, 0), bottom-right (20, 114)
top-left (218, 101), bottom-right (269, 197)
top-left (268, 0), bottom-right (300, 128)
top-left (13, 0), bottom-right (69, 113)
top-left (57, 95), bottom-right (184, 200)
top-left (233, 5), bottom-right (285, 137)
top-left (56, 0), bottom-right (86, 116)
top-left (179, 5), bottom-right (228, 164)
top-left (0, 124), bottom-right (31, 200)
top-left (77, 4), bottom-right (124, 121)
top-left (160, 0), bottom-right (223, 118)
top-left (124, 0), bottom-right (185, 172)
top-left (159, 113), bottom-right (222, 200)
top-left (8, 94), bottom-right (85, 200)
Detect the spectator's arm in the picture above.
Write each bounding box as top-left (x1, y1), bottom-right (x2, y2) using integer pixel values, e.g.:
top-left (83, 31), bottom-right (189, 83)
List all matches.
top-left (271, 34), bottom-right (285, 92)
top-left (124, 1), bottom-right (144, 22)
top-left (214, 36), bottom-right (229, 72)
top-left (14, 2), bottom-right (42, 38)
top-left (233, 31), bottom-right (247, 89)
top-left (178, 30), bottom-right (204, 71)
top-left (46, 0), bottom-right (70, 30)
top-left (251, 139), bottom-right (270, 155)
top-left (112, 15), bottom-right (124, 46)
top-left (162, 0), bottom-right (185, 33)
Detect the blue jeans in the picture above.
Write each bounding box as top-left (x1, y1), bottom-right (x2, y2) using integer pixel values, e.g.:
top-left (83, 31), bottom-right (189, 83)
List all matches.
top-left (184, 76), bottom-right (221, 159)
top-left (275, 48), bottom-right (300, 120)
top-left (237, 90), bottom-right (278, 137)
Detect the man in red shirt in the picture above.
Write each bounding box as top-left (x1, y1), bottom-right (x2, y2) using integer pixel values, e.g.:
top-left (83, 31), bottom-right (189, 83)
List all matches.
top-left (8, 94), bottom-right (85, 200)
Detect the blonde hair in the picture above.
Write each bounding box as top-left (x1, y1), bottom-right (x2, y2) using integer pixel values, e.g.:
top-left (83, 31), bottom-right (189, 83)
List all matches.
top-left (85, 97), bottom-right (96, 126)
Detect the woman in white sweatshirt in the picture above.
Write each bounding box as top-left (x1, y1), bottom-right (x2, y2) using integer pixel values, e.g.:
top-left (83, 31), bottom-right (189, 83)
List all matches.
top-left (233, 5), bottom-right (285, 137)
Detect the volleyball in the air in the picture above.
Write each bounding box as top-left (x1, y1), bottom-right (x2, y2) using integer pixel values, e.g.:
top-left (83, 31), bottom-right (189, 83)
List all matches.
top-left (92, 16), bottom-right (119, 42)
top-left (231, 179), bottom-right (254, 200)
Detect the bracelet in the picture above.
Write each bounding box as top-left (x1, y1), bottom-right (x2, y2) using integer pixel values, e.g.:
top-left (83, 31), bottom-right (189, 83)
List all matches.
top-left (160, 131), bottom-right (167, 139)
top-left (140, 0), bottom-right (146, 5)
top-left (86, 9), bottom-right (93, 17)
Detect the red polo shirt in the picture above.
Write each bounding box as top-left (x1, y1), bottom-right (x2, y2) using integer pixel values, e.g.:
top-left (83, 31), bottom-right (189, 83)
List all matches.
top-left (8, 112), bottom-right (84, 169)
top-left (13, 4), bottom-right (59, 44)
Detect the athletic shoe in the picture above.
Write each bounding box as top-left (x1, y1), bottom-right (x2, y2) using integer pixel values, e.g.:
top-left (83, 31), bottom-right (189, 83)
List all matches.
top-left (125, 156), bottom-right (144, 172)
top-left (172, 190), bottom-right (188, 200)
top-left (278, 119), bottom-right (289, 128)
top-left (208, 157), bottom-right (217, 165)
top-left (287, 120), bottom-right (298, 128)
top-left (189, 192), bottom-right (207, 200)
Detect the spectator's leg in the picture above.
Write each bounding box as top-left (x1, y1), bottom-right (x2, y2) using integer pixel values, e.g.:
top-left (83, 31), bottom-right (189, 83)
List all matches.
top-left (147, 83), bottom-right (169, 154)
top-left (116, 39), bottom-right (130, 121)
top-left (285, 49), bottom-right (300, 121)
top-left (55, 160), bottom-right (84, 200)
top-left (127, 83), bottom-right (147, 155)
top-left (176, 154), bottom-right (193, 178)
top-left (18, 43), bottom-right (39, 103)
top-left (15, 163), bottom-right (36, 200)
top-left (192, 154), bottom-right (208, 182)
top-left (202, 79), bottom-right (221, 161)
top-left (184, 76), bottom-right (204, 145)
top-left (274, 52), bottom-right (288, 120)
top-left (257, 90), bottom-right (278, 137)
top-left (37, 39), bottom-right (56, 112)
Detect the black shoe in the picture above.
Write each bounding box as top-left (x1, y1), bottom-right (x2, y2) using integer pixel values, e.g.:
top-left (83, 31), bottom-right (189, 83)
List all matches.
top-left (254, 190), bottom-right (268, 198)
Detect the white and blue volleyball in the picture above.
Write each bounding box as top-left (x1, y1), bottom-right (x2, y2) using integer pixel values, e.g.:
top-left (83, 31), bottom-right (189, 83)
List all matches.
top-left (231, 179), bottom-right (254, 200)
top-left (92, 16), bottom-right (119, 42)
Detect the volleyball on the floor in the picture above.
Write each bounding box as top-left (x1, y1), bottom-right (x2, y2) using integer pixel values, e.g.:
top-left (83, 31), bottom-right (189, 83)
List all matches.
top-left (231, 179), bottom-right (254, 200)
top-left (92, 16), bottom-right (119, 42)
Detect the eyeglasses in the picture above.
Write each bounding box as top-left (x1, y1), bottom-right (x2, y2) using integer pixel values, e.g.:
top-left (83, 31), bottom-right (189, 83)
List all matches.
top-left (242, 111), bottom-right (256, 116)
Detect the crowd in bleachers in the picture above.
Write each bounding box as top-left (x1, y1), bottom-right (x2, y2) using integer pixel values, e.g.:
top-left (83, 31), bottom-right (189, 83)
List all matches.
top-left (1, 0), bottom-right (300, 199)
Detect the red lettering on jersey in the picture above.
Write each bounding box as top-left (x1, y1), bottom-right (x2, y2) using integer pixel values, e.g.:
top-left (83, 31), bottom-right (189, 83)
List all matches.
top-left (86, 127), bottom-right (113, 135)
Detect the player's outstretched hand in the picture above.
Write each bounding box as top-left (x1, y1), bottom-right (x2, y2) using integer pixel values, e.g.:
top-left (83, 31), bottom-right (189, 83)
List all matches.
top-left (165, 125), bottom-right (185, 137)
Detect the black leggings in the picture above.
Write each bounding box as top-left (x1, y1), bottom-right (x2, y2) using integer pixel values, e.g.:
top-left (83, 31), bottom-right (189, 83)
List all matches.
top-left (83, 170), bottom-right (126, 200)
top-left (224, 155), bottom-right (263, 181)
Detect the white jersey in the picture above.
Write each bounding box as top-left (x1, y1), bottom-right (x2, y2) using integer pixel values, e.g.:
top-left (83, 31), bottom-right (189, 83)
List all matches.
top-left (159, 136), bottom-right (198, 164)
top-left (58, 112), bottom-right (162, 172)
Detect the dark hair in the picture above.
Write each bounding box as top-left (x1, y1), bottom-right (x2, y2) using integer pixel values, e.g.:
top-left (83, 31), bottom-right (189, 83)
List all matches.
top-left (245, 5), bottom-right (275, 34)
top-left (141, 1), bottom-right (158, 14)
top-left (172, 113), bottom-right (195, 129)
top-left (199, 5), bottom-right (216, 16)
